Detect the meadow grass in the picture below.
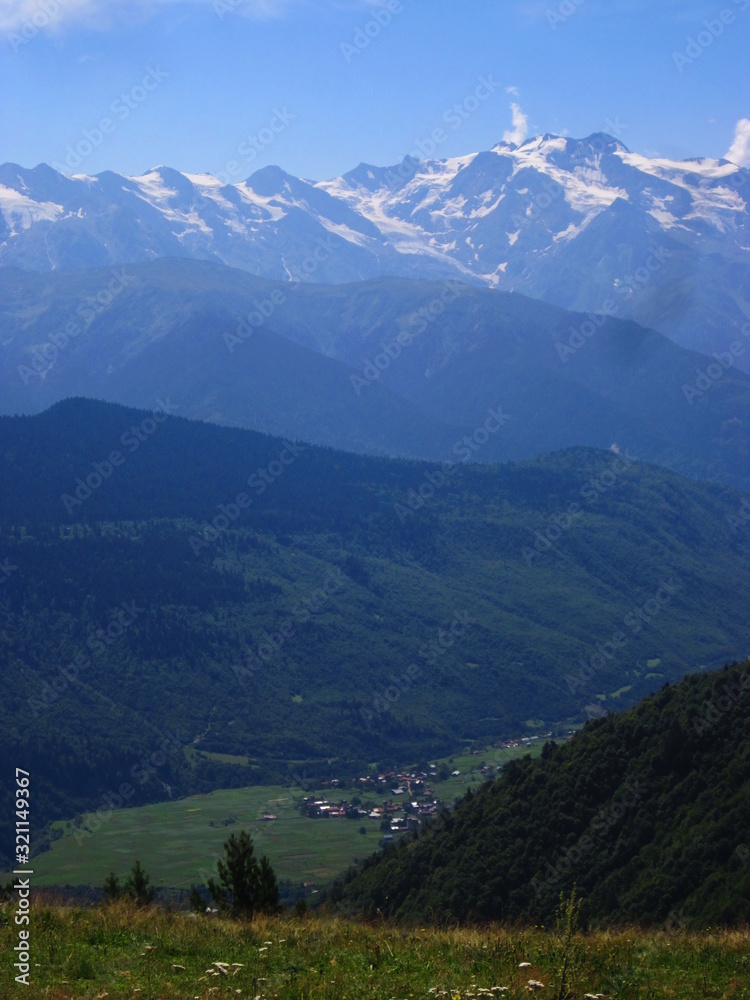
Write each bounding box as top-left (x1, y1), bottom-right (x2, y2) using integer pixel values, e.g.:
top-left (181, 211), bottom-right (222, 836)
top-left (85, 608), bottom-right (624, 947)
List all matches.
top-left (29, 785), bottom-right (385, 891)
top-left (1, 900), bottom-right (748, 999)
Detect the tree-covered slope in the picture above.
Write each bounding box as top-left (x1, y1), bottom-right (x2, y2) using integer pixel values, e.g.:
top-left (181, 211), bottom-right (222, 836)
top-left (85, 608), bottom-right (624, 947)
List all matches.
top-left (333, 661), bottom-right (750, 927)
top-left (2, 259), bottom-right (749, 490)
top-left (0, 399), bottom-right (749, 868)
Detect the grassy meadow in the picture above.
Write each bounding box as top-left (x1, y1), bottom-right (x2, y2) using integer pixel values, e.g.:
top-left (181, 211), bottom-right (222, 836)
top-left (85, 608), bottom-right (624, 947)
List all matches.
top-left (24, 743), bottom-right (541, 894)
top-left (29, 784), bottom-right (379, 894)
top-left (1, 902), bottom-right (748, 999)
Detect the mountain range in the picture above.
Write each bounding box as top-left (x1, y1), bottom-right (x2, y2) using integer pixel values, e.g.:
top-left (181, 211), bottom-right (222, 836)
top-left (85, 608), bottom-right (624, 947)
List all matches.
top-left (2, 260), bottom-right (749, 491)
top-left (2, 132), bottom-right (750, 888)
top-left (2, 132), bottom-right (749, 366)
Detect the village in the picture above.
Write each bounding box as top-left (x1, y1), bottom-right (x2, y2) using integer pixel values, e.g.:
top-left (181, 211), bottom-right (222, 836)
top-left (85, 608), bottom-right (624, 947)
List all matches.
top-left (294, 736), bottom-right (551, 840)
top-left (298, 770), bottom-right (444, 839)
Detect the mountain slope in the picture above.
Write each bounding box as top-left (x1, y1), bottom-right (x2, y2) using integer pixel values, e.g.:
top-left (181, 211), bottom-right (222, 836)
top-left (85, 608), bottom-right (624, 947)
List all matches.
top-left (2, 260), bottom-right (749, 491)
top-left (333, 660), bottom-right (750, 927)
top-left (0, 263), bottom-right (462, 459)
top-left (1, 133), bottom-right (748, 364)
top-left (0, 399), bottom-right (749, 862)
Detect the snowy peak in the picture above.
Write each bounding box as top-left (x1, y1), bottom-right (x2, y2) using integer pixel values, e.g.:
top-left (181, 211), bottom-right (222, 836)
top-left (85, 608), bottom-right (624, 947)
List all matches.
top-left (0, 133), bottom-right (748, 364)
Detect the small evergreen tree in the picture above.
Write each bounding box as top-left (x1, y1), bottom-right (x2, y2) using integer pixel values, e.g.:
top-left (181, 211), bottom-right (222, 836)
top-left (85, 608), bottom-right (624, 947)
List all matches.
top-left (206, 830), bottom-right (278, 919)
top-left (123, 860), bottom-right (155, 907)
top-left (257, 854), bottom-right (279, 914)
top-left (102, 872), bottom-right (122, 902)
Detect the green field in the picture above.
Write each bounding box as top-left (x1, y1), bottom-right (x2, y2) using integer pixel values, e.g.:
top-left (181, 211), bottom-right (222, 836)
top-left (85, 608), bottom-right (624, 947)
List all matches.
top-left (30, 785), bottom-right (379, 892)
top-left (430, 739), bottom-right (558, 799)
top-left (2, 904), bottom-right (749, 999)
top-left (26, 742), bottom-right (549, 892)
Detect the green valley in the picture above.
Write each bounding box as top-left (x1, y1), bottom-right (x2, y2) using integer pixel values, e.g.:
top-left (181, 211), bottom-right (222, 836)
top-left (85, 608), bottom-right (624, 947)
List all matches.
top-left (1, 399), bottom-right (749, 873)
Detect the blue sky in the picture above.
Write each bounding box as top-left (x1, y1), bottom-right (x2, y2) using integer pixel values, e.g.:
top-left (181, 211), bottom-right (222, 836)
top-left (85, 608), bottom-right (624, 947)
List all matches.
top-left (1, 0), bottom-right (749, 179)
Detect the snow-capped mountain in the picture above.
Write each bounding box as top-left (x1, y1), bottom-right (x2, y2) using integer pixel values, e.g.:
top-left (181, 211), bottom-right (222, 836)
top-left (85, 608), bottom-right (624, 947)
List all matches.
top-left (1, 133), bottom-right (749, 363)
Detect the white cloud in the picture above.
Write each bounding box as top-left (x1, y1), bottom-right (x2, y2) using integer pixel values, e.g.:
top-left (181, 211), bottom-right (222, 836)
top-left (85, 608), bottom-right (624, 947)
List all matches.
top-left (725, 118), bottom-right (750, 167)
top-left (505, 85), bottom-right (520, 97)
top-left (0, 0), bottom-right (379, 34)
top-left (503, 102), bottom-right (528, 146)
top-left (1, 0), bottom-right (93, 33)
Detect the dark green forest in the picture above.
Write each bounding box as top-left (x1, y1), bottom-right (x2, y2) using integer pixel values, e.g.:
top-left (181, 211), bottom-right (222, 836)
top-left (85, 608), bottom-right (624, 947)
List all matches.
top-left (1, 398), bottom-right (749, 871)
top-left (332, 660), bottom-right (750, 927)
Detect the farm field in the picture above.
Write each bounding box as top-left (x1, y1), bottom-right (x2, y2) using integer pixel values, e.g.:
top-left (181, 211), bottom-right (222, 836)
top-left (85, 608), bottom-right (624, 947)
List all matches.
top-left (27, 741), bottom-right (545, 892)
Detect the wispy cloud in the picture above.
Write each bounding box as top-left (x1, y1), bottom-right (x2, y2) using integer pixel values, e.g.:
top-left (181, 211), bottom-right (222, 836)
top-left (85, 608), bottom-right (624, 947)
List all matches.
top-left (0, 0), bottom-right (383, 34)
top-left (515, 0), bottom-right (729, 25)
top-left (726, 119), bottom-right (750, 167)
top-left (505, 85), bottom-right (520, 97)
top-left (503, 102), bottom-right (528, 146)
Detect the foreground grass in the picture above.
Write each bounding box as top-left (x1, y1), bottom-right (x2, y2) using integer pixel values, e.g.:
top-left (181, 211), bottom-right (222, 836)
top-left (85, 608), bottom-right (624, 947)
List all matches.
top-left (1, 902), bottom-right (749, 999)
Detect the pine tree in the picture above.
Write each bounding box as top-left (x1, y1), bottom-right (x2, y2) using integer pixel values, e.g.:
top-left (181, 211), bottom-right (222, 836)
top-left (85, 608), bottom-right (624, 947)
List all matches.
top-left (257, 854), bottom-right (279, 914)
top-left (102, 872), bottom-right (121, 901)
top-left (206, 830), bottom-right (278, 919)
top-left (123, 860), bottom-right (155, 907)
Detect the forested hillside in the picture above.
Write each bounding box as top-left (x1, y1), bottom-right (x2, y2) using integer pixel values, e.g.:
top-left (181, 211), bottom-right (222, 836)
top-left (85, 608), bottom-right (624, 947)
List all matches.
top-left (333, 661), bottom-right (750, 927)
top-left (1, 399), bottom-right (749, 870)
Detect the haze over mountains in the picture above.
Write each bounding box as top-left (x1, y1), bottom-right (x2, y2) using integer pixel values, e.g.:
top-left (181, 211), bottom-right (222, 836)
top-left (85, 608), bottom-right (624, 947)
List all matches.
top-left (2, 261), bottom-right (749, 491)
top-left (1, 131), bottom-right (750, 894)
top-left (1, 397), bottom-right (750, 864)
top-left (1, 132), bottom-right (749, 365)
